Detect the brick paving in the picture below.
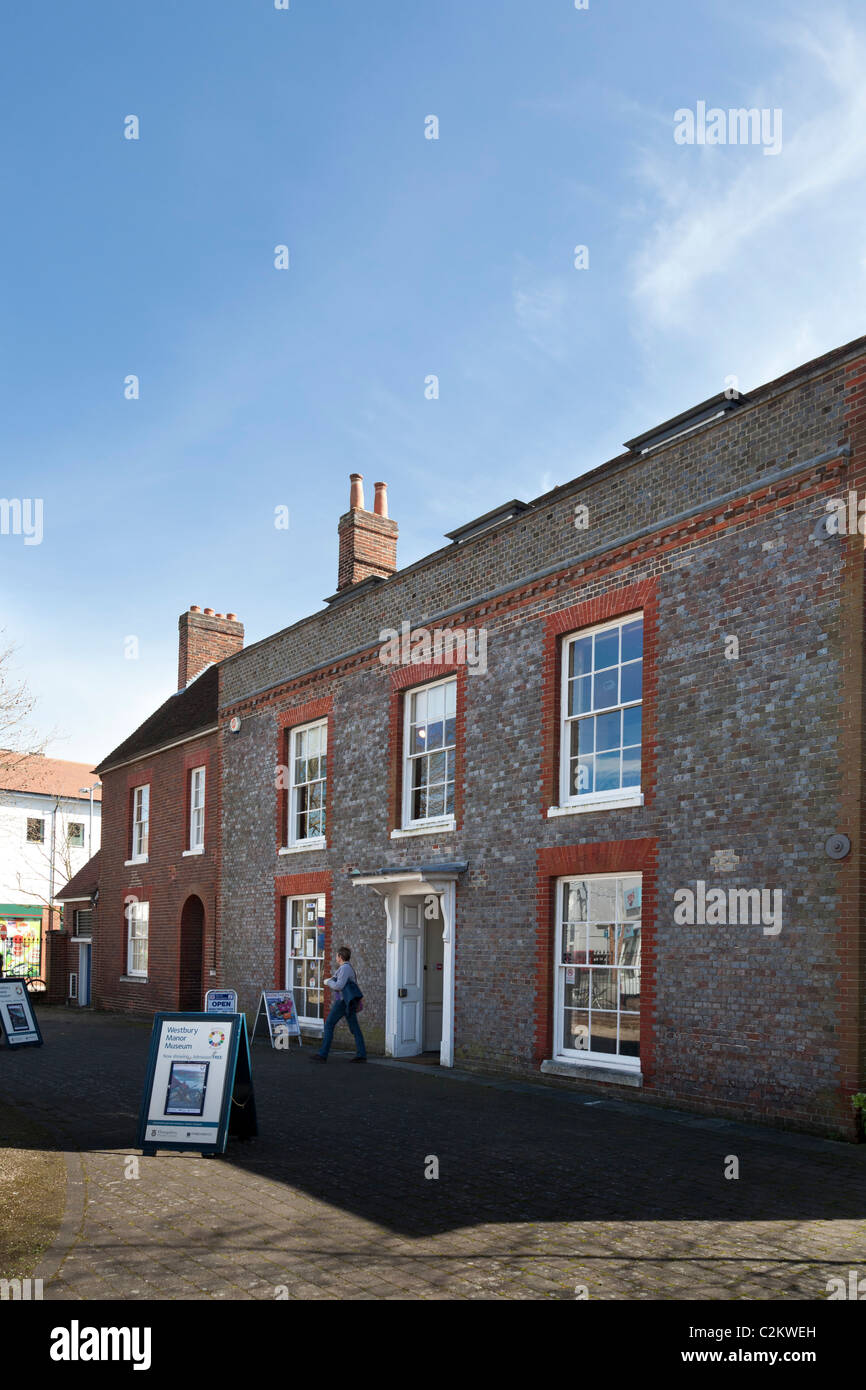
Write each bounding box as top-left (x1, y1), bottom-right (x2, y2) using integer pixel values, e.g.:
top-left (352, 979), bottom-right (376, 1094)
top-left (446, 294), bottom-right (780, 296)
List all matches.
top-left (1, 1009), bottom-right (865, 1301)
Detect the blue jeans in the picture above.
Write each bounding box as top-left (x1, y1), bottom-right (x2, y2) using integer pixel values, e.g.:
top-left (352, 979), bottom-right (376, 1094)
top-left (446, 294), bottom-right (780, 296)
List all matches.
top-left (317, 999), bottom-right (366, 1059)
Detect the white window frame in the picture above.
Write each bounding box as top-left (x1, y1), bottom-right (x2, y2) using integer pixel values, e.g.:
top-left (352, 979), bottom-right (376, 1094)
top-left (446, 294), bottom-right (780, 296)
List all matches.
top-left (67, 821), bottom-right (85, 849)
top-left (554, 611), bottom-right (644, 814)
top-left (554, 873), bottom-right (642, 1071)
top-left (188, 766), bottom-right (205, 853)
top-left (26, 817), bottom-right (45, 844)
top-left (126, 901), bottom-right (149, 978)
top-left (400, 675), bottom-right (457, 832)
top-left (286, 719), bottom-right (327, 849)
top-left (130, 784), bottom-right (149, 862)
top-left (285, 894), bottom-right (326, 1028)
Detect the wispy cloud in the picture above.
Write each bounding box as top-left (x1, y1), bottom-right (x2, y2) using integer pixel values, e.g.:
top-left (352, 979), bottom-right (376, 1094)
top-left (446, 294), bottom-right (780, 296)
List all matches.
top-left (513, 276), bottom-right (570, 360)
top-left (630, 10), bottom-right (866, 377)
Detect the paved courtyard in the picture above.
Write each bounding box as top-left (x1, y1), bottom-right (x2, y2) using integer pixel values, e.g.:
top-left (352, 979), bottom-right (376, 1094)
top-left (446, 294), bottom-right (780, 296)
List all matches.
top-left (1, 1010), bottom-right (864, 1300)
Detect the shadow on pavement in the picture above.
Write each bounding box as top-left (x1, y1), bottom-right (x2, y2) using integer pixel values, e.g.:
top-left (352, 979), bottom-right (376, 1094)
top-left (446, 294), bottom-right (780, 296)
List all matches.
top-left (1, 1009), bottom-right (864, 1239)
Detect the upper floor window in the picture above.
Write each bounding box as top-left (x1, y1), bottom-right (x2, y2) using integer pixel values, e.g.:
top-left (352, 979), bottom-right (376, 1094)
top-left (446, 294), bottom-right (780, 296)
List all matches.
top-left (67, 822), bottom-right (85, 848)
top-left (288, 721), bottom-right (327, 845)
top-left (26, 817), bottom-right (44, 843)
top-left (73, 908), bottom-right (93, 936)
top-left (131, 785), bottom-right (149, 860)
top-left (189, 767), bottom-right (205, 852)
top-left (402, 676), bottom-right (456, 827)
top-left (560, 614), bottom-right (643, 807)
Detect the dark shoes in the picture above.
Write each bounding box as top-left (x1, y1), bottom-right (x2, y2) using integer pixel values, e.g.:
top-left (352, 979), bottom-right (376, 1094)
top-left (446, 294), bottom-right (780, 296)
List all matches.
top-left (350, 1056), bottom-right (367, 1063)
top-left (310, 1054), bottom-right (326, 1062)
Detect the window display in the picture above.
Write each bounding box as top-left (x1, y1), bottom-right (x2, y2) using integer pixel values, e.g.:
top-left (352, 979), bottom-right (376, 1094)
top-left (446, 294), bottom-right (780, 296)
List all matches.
top-left (286, 895), bottom-right (325, 1023)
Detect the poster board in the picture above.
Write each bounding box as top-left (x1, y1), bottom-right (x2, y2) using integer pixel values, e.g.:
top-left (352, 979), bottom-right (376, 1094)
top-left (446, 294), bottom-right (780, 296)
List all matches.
top-left (204, 989), bottom-right (238, 1014)
top-left (136, 1012), bottom-right (257, 1156)
top-left (0, 977), bottom-right (43, 1048)
top-left (252, 990), bottom-right (302, 1048)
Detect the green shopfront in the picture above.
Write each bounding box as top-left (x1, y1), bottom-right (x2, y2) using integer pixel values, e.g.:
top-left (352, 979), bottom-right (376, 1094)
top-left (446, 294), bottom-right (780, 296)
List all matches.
top-left (0, 904), bottom-right (45, 988)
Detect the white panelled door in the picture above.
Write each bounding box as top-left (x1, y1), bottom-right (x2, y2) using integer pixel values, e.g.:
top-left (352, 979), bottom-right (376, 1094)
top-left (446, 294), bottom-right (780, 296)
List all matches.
top-left (395, 898), bottom-right (424, 1056)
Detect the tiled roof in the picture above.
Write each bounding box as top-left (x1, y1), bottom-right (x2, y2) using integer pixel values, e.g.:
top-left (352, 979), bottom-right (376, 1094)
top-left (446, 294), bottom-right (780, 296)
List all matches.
top-left (56, 851), bottom-right (101, 901)
top-left (95, 663), bottom-right (219, 773)
top-left (0, 754), bottom-right (102, 801)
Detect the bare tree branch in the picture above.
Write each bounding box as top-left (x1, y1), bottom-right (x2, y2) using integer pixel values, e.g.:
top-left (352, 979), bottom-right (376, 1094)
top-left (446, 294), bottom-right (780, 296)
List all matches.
top-left (0, 635), bottom-right (45, 777)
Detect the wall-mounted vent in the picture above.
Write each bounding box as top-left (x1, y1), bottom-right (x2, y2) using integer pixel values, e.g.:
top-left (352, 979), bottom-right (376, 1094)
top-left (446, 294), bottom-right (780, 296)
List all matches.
top-left (68, 972), bottom-right (78, 1001)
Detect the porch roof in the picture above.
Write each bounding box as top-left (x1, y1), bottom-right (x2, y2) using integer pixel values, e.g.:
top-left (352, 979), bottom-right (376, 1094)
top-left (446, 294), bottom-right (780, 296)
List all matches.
top-left (349, 861), bottom-right (468, 887)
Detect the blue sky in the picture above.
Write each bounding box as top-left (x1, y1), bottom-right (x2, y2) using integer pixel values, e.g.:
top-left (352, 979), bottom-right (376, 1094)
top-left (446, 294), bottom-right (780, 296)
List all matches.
top-left (3, 0), bottom-right (866, 762)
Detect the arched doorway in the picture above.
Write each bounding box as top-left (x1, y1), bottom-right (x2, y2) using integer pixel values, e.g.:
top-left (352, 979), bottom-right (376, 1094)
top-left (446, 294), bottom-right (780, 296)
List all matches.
top-left (178, 896), bottom-right (205, 1011)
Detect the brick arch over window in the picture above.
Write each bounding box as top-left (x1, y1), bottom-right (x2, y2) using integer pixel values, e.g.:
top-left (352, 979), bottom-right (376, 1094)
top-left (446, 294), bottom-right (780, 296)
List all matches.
top-left (534, 838), bottom-right (658, 1081)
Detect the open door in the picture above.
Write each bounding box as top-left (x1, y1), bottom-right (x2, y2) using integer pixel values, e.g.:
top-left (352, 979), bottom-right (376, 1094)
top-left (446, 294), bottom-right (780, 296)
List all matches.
top-left (178, 895), bottom-right (205, 1011)
top-left (349, 868), bottom-right (461, 1067)
top-left (394, 897), bottom-right (424, 1056)
top-left (78, 942), bottom-right (92, 1006)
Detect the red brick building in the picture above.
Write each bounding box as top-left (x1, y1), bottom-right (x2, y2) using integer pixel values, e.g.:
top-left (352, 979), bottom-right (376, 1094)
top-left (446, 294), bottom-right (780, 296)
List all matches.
top-left (92, 608), bottom-right (243, 1013)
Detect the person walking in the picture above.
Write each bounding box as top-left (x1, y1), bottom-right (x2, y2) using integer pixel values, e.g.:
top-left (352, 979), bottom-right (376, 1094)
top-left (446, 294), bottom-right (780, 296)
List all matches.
top-left (311, 946), bottom-right (366, 1062)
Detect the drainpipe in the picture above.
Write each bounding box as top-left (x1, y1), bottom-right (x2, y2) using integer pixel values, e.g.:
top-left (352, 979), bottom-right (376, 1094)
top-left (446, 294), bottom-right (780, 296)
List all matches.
top-left (48, 799), bottom-right (57, 908)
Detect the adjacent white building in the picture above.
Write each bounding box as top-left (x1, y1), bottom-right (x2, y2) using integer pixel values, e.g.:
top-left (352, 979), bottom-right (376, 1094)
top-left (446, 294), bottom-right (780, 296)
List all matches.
top-left (0, 754), bottom-right (101, 981)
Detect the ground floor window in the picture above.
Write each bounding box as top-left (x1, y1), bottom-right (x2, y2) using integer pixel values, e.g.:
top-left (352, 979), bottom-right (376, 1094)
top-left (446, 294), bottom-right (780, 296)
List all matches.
top-left (556, 873), bottom-right (641, 1066)
top-left (286, 895), bottom-right (326, 1024)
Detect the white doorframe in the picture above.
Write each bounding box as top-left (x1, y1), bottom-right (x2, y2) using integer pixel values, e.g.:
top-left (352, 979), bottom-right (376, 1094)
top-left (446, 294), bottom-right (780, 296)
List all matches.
top-left (352, 872), bottom-right (459, 1068)
top-left (426, 877), bottom-right (455, 1068)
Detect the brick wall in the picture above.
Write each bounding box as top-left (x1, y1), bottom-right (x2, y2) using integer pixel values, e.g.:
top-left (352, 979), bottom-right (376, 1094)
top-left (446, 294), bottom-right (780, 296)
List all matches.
top-left (44, 927), bottom-right (72, 1005)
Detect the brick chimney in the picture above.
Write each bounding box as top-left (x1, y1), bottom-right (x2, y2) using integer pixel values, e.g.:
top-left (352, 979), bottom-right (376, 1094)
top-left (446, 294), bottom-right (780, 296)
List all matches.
top-left (337, 475), bottom-right (398, 590)
top-left (178, 606), bottom-right (244, 688)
